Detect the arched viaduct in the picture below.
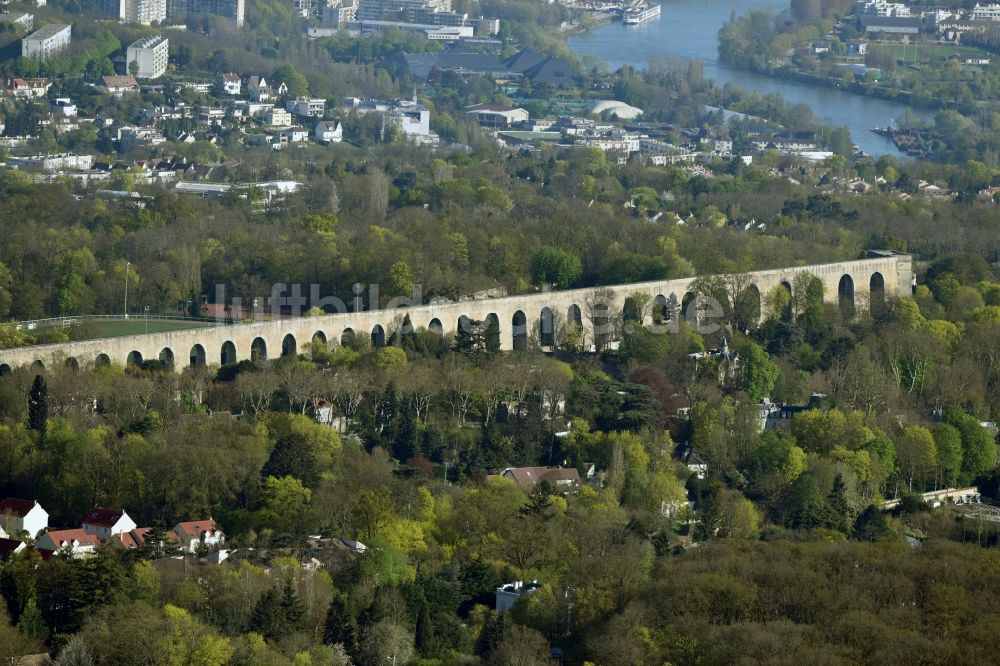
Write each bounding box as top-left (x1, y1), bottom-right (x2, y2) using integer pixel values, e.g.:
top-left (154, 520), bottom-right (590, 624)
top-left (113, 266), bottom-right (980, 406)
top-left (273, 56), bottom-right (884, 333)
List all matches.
top-left (0, 255), bottom-right (912, 373)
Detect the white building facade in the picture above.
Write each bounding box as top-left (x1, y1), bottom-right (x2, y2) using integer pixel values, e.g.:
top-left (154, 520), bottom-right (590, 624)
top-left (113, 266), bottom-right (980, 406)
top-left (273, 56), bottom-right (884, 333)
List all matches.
top-left (21, 23), bottom-right (71, 61)
top-left (127, 35), bottom-right (169, 79)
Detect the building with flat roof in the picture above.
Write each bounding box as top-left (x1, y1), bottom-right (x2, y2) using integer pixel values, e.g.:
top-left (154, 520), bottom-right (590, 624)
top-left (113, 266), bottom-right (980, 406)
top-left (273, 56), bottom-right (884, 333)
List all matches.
top-left (167, 0), bottom-right (244, 26)
top-left (21, 24), bottom-right (71, 61)
top-left (127, 35), bottom-right (169, 79)
top-left (0, 12), bottom-right (34, 31)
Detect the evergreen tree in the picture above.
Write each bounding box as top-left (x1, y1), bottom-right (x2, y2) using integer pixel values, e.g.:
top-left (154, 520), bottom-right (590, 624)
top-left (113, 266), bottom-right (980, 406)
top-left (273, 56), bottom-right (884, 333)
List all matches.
top-left (454, 317), bottom-right (491, 360)
top-left (262, 432), bottom-right (322, 488)
top-left (694, 485), bottom-right (722, 541)
top-left (250, 588), bottom-right (284, 640)
top-left (415, 598), bottom-right (434, 655)
top-left (279, 578), bottom-right (305, 632)
top-left (826, 473), bottom-right (852, 533)
top-left (324, 593), bottom-right (359, 655)
top-left (27, 374), bottom-right (47, 439)
top-left (393, 406), bottom-right (420, 462)
top-left (137, 524), bottom-right (175, 560)
top-left (853, 505), bottom-right (890, 542)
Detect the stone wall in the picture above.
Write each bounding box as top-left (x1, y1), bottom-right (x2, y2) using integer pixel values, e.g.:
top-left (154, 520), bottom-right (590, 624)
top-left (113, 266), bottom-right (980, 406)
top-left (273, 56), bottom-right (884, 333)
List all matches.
top-left (0, 255), bottom-right (911, 372)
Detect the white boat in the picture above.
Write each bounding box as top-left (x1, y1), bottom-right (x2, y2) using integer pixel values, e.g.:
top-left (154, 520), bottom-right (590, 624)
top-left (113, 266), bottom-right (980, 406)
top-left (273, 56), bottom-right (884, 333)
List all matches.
top-left (623, 3), bottom-right (661, 24)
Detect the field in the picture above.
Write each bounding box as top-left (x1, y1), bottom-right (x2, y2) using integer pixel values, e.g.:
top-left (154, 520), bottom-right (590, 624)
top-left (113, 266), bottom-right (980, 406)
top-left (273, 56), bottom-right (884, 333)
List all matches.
top-left (882, 42), bottom-right (991, 63)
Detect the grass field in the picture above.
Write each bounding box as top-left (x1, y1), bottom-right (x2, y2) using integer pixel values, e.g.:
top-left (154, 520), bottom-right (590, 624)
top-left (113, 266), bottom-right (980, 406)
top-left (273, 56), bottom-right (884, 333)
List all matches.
top-left (882, 43), bottom-right (991, 63)
top-left (73, 319), bottom-right (214, 340)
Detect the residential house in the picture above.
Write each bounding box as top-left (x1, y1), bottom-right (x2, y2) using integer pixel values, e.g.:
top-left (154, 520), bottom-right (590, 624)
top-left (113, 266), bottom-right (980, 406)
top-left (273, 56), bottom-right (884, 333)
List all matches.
top-left (220, 72), bottom-right (241, 95)
top-left (315, 120), bottom-right (343, 143)
top-left (495, 580), bottom-right (541, 611)
top-left (102, 75), bottom-right (140, 96)
top-left (52, 97), bottom-right (77, 117)
top-left (117, 125), bottom-right (166, 149)
top-left (498, 466), bottom-right (581, 493)
top-left (197, 106), bottom-right (226, 125)
top-left (282, 126), bottom-right (310, 143)
top-left (245, 76), bottom-right (287, 102)
top-left (0, 498), bottom-right (48, 539)
top-left (114, 526), bottom-right (180, 551)
top-left (285, 97), bottom-right (326, 117)
top-left (6, 77), bottom-right (51, 98)
top-left (264, 107), bottom-right (293, 127)
top-left (173, 519), bottom-right (225, 553)
top-left (81, 507), bottom-right (137, 541)
top-left (36, 529), bottom-right (101, 557)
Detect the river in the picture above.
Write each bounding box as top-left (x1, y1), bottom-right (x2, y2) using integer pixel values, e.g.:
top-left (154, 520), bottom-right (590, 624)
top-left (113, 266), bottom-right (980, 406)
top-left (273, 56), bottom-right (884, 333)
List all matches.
top-left (567, 0), bottom-right (932, 157)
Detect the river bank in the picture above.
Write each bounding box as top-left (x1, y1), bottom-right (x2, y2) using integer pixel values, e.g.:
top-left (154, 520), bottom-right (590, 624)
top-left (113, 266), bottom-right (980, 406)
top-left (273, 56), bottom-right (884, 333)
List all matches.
top-left (565, 0), bottom-right (932, 157)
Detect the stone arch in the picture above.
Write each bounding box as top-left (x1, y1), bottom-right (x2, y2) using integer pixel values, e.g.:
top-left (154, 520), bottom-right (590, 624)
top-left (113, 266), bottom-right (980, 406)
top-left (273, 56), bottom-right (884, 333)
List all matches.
top-left (189, 344), bottom-right (206, 367)
top-left (622, 296), bottom-right (643, 324)
top-left (458, 315), bottom-right (473, 337)
top-left (251, 337), bottom-right (268, 362)
top-left (428, 318), bottom-right (443, 336)
top-left (65, 357), bottom-right (79, 372)
top-left (126, 351), bottom-right (143, 367)
top-left (739, 283), bottom-right (762, 328)
top-left (567, 304), bottom-right (582, 327)
top-left (485, 313), bottom-right (501, 351)
top-left (158, 348), bottom-right (175, 369)
top-left (221, 341), bottom-right (237, 365)
top-left (0, 364), bottom-right (10, 376)
top-left (870, 271), bottom-right (886, 315)
top-left (312, 330), bottom-right (327, 346)
top-left (652, 294), bottom-right (668, 324)
top-left (281, 333), bottom-right (297, 358)
top-left (539, 307), bottom-right (555, 347)
top-left (371, 324), bottom-right (386, 348)
top-left (681, 292), bottom-right (697, 321)
top-left (512, 310), bottom-right (528, 351)
top-left (31, 360), bottom-right (45, 371)
top-left (95, 353), bottom-right (111, 368)
top-left (838, 274), bottom-right (855, 318)
top-left (341, 328), bottom-right (357, 348)
top-left (778, 280), bottom-right (793, 321)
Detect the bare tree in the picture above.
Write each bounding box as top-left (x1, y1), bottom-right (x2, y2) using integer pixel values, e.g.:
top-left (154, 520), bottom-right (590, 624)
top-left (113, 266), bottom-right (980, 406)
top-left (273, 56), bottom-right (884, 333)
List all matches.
top-left (235, 367), bottom-right (277, 417)
top-left (690, 272), bottom-right (758, 331)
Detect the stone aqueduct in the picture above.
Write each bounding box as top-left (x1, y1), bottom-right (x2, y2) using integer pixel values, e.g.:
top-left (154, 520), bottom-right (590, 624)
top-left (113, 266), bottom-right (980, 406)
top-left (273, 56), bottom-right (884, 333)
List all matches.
top-left (0, 255), bottom-right (912, 373)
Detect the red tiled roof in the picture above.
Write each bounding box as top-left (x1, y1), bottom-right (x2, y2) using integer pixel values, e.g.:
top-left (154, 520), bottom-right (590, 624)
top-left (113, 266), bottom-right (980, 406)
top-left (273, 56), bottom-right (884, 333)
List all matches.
top-left (42, 529), bottom-right (100, 550)
top-left (174, 519), bottom-right (220, 539)
top-left (501, 466), bottom-right (581, 490)
top-left (116, 527), bottom-right (150, 550)
top-left (0, 498), bottom-right (37, 517)
top-left (82, 507), bottom-right (126, 527)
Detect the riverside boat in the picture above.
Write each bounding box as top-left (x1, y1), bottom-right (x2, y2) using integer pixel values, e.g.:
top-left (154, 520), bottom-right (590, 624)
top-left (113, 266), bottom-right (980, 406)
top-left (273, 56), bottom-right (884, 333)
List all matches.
top-left (623, 2), bottom-right (661, 24)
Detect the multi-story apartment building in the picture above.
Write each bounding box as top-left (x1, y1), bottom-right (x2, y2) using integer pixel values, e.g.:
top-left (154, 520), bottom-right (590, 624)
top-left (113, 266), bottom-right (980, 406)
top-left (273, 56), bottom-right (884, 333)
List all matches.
top-left (167, 0), bottom-right (244, 26)
top-left (127, 35), bottom-right (169, 79)
top-left (21, 24), bottom-right (71, 61)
